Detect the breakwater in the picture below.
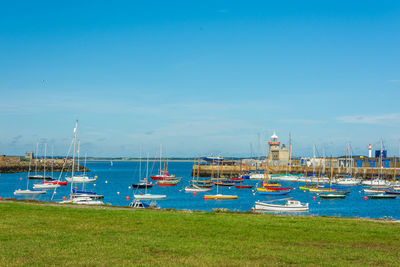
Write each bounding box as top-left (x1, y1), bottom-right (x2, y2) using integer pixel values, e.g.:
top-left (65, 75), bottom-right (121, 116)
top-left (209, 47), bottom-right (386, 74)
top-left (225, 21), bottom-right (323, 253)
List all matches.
top-left (0, 162), bottom-right (89, 174)
top-left (194, 164), bottom-right (399, 180)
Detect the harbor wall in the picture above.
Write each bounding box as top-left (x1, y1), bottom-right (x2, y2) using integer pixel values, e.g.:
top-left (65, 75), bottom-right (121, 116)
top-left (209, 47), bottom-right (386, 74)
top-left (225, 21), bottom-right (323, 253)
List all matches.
top-left (193, 164), bottom-right (399, 180)
top-left (0, 161), bottom-right (89, 174)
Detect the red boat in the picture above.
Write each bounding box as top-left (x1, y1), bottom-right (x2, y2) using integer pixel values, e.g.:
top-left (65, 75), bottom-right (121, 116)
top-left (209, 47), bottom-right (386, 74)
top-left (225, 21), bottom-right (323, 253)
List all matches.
top-left (265, 186), bottom-right (293, 190)
top-left (235, 185), bottom-right (253, 189)
top-left (230, 177), bottom-right (244, 182)
top-left (42, 181), bottom-right (68, 186)
top-left (151, 171), bottom-right (176, 180)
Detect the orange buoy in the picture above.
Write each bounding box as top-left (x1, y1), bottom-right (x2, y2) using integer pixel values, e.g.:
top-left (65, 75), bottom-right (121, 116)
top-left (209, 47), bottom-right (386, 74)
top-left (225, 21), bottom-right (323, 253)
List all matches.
top-left (62, 196), bottom-right (66, 200)
top-left (126, 196), bottom-right (130, 200)
top-left (251, 207), bottom-right (255, 212)
top-left (20, 177), bottom-right (23, 180)
top-left (74, 186), bottom-right (77, 190)
top-left (0, 196), bottom-right (2, 200)
top-left (193, 192), bottom-right (197, 196)
top-left (364, 196), bottom-right (368, 200)
top-left (312, 196), bottom-right (316, 200)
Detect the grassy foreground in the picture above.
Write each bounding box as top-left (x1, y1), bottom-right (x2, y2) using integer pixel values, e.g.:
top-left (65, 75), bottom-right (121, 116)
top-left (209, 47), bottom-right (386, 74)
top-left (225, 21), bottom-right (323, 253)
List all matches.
top-left (0, 201), bottom-right (399, 266)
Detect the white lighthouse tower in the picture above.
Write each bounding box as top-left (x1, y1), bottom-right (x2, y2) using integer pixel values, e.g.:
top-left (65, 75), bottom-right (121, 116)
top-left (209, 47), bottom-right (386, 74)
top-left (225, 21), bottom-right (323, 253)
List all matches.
top-left (367, 144), bottom-right (373, 158)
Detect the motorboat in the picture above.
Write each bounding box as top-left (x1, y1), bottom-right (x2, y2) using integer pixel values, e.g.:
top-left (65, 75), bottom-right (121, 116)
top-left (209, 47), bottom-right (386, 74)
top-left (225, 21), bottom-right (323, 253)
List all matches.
top-left (129, 199), bottom-right (159, 209)
top-left (255, 199), bottom-right (309, 212)
top-left (131, 182), bottom-right (154, 189)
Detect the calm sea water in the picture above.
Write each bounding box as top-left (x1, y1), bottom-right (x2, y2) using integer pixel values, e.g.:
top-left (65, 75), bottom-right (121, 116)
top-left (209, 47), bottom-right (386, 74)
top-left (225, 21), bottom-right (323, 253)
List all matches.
top-left (1, 160), bottom-right (400, 220)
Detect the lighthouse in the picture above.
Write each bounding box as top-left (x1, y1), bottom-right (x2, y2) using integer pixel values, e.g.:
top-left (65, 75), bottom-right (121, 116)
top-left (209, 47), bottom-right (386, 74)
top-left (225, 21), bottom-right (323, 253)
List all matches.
top-left (267, 131), bottom-right (289, 161)
top-left (367, 144), bottom-right (373, 158)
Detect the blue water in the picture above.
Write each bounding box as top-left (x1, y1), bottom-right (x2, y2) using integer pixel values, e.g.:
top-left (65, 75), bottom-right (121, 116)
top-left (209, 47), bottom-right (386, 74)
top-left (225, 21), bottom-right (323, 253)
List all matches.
top-left (1, 160), bottom-right (400, 220)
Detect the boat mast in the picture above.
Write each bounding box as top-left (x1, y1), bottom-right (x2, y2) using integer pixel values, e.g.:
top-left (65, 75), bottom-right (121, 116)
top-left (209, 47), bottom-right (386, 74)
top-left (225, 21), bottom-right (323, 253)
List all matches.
top-left (159, 144), bottom-right (162, 174)
top-left (34, 142), bottom-right (39, 175)
top-left (43, 143), bottom-right (47, 180)
top-left (70, 120), bottom-right (78, 197)
top-left (77, 140), bottom-right (80, 174)
top-left (145, 152), bottom-right (149, 194)
top-left (139, 146), bottom-right (142, 181)
top-left (288, 132), bottom-right (292, 174)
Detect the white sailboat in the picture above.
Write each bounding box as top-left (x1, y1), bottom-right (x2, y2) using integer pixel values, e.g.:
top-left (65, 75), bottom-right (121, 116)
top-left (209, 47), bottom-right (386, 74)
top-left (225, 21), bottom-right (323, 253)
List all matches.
top-left (134, 153), bottom-right (166, 200)
top-left (14, 148), bottom-right (46, 196)
top-left (61, 120), bottom-right (103, 205)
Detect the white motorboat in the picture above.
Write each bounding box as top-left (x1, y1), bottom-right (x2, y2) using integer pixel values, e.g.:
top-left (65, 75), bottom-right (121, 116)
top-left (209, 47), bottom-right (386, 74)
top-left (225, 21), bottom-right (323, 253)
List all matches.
top-left (32, 183), bottom-right (61, 189)
top-left (133, 193), bottom-right (166, 200)
top-left (255, 199), bottom-right (309, 212)
top-left (61, 196), bottom-right (104, 205)
top-left (129, 199), bottom-right (159, 209)
top-left (14, 189), bottom-right (46, 195)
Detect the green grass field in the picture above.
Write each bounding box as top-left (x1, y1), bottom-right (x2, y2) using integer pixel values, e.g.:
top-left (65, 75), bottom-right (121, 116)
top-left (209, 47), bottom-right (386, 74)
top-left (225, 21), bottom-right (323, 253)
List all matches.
top-left (0, 201), bottom-right (399, 266)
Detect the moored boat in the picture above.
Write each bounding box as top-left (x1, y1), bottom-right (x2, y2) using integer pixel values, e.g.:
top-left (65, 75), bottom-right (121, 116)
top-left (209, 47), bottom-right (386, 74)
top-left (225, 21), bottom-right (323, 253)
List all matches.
top-left (157, 179), bottom-right (180, 186)
top-left (133, 193), bottom-right (167, 200)
top-left (255, 199), bottom-right (309, 212)
top-left (319, 194), bottom-right (346, 199)
top-left (14, 189), bottom-right (46, 195)
top-left (368, 194), bottom-right (396, 199)
top-left (235, 185), bottom-right (253, 189)
top-left (204, 194), bottom-right (238, 200)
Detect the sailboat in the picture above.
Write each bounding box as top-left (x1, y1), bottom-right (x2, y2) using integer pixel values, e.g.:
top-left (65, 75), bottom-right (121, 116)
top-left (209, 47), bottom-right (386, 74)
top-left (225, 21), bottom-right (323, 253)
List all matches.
top-left (14, 147), bottom-right (46, 196)
top-left (319, 158), bottom-right (346, 199)
top-left (150, 144), bottom-right (178, 180)
top-left (134, 153), bottom-right (166, 200)
top-left (65, 141), bottom-right (97, 183)
top-left (256, 151), bottom-right (291, 195)
top-left (28, 143), bottom-right (54, 180)
top-left (131, 150), bottom-right (153, 189)
top-left (61, 120), bottom-right (104, 205)
top-left (33, 144), bottom-right (61, 190)
top-left (204, 158), bottom-right (238, 200)
top-left (185, 158), bottom-right (213, 192)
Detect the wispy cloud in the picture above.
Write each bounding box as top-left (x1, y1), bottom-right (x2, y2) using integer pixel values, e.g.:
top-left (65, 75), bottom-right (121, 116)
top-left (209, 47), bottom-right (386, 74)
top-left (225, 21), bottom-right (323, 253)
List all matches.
top-left (337, 113), bottom-right (400, 125)
top-left (388, 80), bottom-right (400, 83)
top-left (279, 119), bottom-right (326, 124)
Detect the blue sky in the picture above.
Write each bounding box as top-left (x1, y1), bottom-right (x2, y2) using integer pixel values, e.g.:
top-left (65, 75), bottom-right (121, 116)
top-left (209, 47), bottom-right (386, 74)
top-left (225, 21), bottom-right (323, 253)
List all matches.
top-left (1, 0), bottom-right (400, 157)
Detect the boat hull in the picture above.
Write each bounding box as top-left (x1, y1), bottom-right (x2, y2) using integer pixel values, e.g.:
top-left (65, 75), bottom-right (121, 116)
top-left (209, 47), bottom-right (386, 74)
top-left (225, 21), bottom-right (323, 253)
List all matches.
top-left (134, 194), bottom-right (166, 200)
top-left (254, 201), bottom-right (309, 212)
top-left (204, 194), bottom-right (238, 200)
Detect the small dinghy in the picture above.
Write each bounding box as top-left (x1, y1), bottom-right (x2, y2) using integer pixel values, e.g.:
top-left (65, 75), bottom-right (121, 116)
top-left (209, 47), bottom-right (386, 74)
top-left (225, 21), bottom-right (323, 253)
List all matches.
top-left (255, 199), bottom-right (309, 212)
